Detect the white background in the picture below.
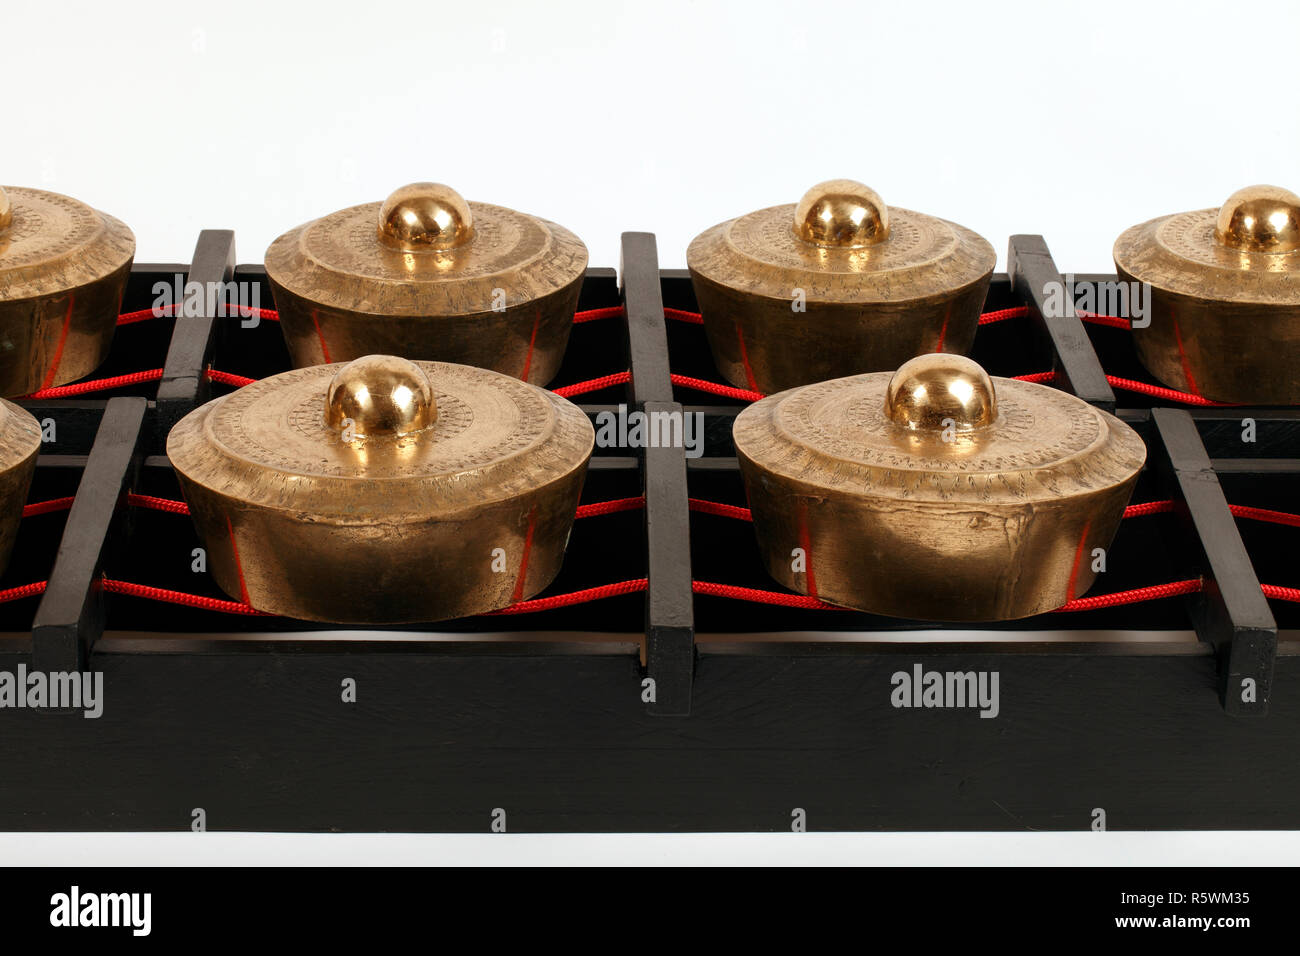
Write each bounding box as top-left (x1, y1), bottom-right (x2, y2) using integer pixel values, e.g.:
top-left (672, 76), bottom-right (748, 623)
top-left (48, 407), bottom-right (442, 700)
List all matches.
top-left (5, 0), bottom-right (1299, 865)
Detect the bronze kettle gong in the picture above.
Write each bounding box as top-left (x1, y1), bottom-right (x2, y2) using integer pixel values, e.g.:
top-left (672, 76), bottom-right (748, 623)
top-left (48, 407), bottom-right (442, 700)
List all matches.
top-left (0, 185), bottom-right (134, 396)
top-left (687, 180), bottom-right (995, 394)
top-left (1115, 184), bottom-right (1300, 405)
top-left (264, 183), bottom-right (588, 386)
top-left (167, 354), bottom-right (595, 623)
top-left (733, 353), bottom-right (1146, 621)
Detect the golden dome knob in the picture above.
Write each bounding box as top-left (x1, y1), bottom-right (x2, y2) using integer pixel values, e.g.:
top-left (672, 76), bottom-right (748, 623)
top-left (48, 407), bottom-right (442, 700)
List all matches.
top-left (377, 182), bottom-right (474, 251)
top-left (0, 186), bottom-right (11, 234)
top-left (885, 353), bottom-right (997, 433)
top-left (793, 179), bottom-right (890, 248)
top-left (325, 355), bottom-right (437, 439)
top-left (1214, 184), bottom-right (1300, 254)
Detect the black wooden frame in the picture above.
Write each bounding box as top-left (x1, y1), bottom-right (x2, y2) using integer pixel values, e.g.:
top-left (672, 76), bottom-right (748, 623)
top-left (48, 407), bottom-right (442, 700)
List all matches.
top-left (0, 231), bottom-right (1295, 832)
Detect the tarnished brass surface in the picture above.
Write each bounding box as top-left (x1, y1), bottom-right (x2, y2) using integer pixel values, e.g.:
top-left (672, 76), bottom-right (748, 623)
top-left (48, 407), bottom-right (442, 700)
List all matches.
top-left (0, 186), bottom-right (135, 397)
top-left (264, 183), bottom-right (588, 385)
top-left (733, 354), bottom-right (1146, 621)
top-left (167, 355), bottom-right (594, 624)
top-left (0, 400), bottom-right (42, 576)
top-left (687, 180), bottom-right (995, 394)
top-left (1115, 184), bottom-right (1300, 404)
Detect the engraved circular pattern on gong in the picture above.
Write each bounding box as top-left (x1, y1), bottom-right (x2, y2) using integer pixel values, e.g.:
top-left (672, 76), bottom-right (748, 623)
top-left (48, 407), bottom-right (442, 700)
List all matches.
top-left (204, 363), bottom-right (558, 479)
top-left (287, 389), bottom-right (474, 445)
top-left (728, 205), bottom-right (955, 274)
top-left (1156, 211), bottom-right (1300, 270)
top-left (297, 201), bottom-right (548, 282)
top-left (0, 188), bottom-right (104, 270)
top-left (770, 374), bottom-right (1105, 474)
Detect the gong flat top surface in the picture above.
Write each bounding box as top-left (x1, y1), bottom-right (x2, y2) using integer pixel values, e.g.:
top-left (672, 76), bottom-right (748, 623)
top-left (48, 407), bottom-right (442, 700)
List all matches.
top-left (1115, 209), bottom-right (1300, 305)
top-left (733, 374), bottom-right (1145, 504)
top-left (687, 204), bottom-right (995, 304)
top-left (0, 399), bottom-right (42, 474)
top-left (0, 187), bottom-right (135, 301)
top-left (264, 201), bottom-right (588, 316)
top-left (167, 361), bottom-right (594, 516)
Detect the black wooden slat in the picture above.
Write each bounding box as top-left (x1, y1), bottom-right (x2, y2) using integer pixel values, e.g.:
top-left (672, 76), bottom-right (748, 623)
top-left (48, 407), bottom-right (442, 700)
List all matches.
top-left (620, 232), bottom-right (673, 405)
top-left (155, 230), bottom-right (236, 438)
top-left (31, 397), bottom-right (147, 672)
top-left (642, 403), bottom-right (694, 716)
top-left (1151, 408), bottom-right (1276, 715)
top-left (621, 233), bottom-right (694, 714)
top-left (1007, 235), bottom-right (1115, 411)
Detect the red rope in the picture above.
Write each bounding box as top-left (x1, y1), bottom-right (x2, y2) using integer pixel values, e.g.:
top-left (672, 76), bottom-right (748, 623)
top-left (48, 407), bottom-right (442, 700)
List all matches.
top-left (657, 307), bottom-right (1142, 332)
top-left (693, 578), bottom-right (1210, 613)
top-left (689, 498), bottom-right (753, 522)
top-left (16, 366), bottom-right (256, 398)
top-left (101, 576), bottom-right (653, 618)
top-left (552, 371), bottom-right (631, 398)
top-left (977, 305), bottom-right (1129, 330)
top-left (1262, 584), bottom-right (1300, 603)
top-left (692, 580), bottom-right (843, 610)
top-left (488, 577), bottom-right (648, 615)
top-left (22, 497), bottom-right (75, 518)
top-left (103, 579), bottom-right (270, 616)
top-left (1053, 578), bottom-right (1202, 612)
top-left (574, 496), bottom-right (644, 518)
top-left (117, 305), bottom-right (280, 325)
top-left (0, 581), bottom-right (47, 604)
top-left (670, 373), bottom-right (765, 402)
top-left (21, 368), bottom-right (164, 399)
top-left (1230, 504), bottom-right (1300, 528)
top-left (116, 308), bottom-right (161, 325)
top-left (573, 306), bottom-right (625, 324)
top-left (1105, 375), bottom-right (1231, 407)
top-left (979, 306), bottom-right (1031, 325)
top-left (205, 368), bottom-right (258, 388)
top-left (1124, 500), bottom-right (1176, 518)
top-left (1012, 369), bottom-right (1230, 406)
top-left (22, 575), bottom-right (1299, 616)
top-left (127, 493), bottom-right (190, 515)
top-left (1013, 371), bottom-right (1059, 384)
top-left (1076, 310), bottom-right (1131, 330)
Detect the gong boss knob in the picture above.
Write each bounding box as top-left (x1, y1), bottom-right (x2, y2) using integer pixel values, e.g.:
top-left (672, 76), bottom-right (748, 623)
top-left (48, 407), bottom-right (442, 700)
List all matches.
top-left (376, 182), bottom-right (475, 251)
top-left (325, 355), bottom-right (438, 438)
top-left (884, 353), bottom-right (997, 432)
top-left (793, 179), bottom-right (890, 248)
top-left (1214, 184), bottom-right (1300, 254)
